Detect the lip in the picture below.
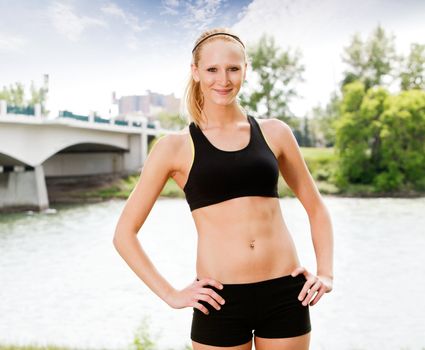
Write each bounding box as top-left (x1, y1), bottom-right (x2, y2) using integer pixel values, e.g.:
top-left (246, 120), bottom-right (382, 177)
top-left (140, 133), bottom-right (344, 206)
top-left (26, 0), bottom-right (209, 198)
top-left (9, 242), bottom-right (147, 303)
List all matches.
top-left (214, 89), bottom-right (232, 95)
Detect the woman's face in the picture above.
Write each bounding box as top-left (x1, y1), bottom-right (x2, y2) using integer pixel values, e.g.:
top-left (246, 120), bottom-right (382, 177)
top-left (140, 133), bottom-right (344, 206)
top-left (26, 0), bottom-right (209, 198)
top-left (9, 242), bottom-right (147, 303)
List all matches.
top-left (191, 40), bottom-right (247, 107)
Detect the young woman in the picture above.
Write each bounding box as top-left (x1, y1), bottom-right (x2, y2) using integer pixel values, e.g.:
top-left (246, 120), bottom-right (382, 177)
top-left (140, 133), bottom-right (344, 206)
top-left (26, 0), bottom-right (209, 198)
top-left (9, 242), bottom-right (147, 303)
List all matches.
top-left (113, 27), bottom-right (334, 350)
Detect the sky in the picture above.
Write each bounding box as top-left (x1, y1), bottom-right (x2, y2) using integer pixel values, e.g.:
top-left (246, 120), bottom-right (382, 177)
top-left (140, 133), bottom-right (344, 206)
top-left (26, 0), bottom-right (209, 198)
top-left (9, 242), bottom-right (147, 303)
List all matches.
top-left (1, 0), bottom-right (424, 119)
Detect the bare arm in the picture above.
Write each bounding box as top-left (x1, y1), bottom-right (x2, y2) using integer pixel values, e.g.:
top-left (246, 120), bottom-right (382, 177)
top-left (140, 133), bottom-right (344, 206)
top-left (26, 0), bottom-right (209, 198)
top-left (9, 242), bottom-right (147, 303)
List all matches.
top-left (112, 134), bottom-right (179, 306)
top-left (271, 119), bottom-right (334, 280)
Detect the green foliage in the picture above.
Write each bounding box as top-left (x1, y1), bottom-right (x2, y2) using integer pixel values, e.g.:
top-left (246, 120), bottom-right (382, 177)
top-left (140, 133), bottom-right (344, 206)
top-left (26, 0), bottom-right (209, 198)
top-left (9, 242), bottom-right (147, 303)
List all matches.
top-left (400, 43), bottom-right (425, 91)
top-left (311, 91), bottom-right (342, 147)
top-left (239, 33), bottom-right (305, 129)
top-left (341, 25), bottom-right (399, 90)
top-left (157, 111), bottom-right (188, 130)
top-left (129, 316), bottom-right (159, 350)
top-left (335, 81), bottom-right (425, 192)
top-left (0, 82), bottom-right (25, 106)
top-left (376, 90), bottom-right (425, 190)
top-left (0, 79), bottom-right (48, 114)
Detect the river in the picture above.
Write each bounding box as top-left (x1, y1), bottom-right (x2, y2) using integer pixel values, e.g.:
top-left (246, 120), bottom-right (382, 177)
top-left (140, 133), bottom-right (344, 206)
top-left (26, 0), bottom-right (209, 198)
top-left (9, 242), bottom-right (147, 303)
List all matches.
top-left (0, 196), bottom-right (424, 350)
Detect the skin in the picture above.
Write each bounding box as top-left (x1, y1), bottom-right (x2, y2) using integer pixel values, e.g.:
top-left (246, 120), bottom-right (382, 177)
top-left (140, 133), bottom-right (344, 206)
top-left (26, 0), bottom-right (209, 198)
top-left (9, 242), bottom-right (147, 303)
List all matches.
top-left (113, 39), bottom-right (334, 350)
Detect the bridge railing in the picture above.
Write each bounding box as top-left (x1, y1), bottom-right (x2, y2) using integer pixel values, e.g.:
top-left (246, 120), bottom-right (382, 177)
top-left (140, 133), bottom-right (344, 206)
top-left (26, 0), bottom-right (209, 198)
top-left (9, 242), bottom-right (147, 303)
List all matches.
top-left (58, 110), bottom-right (157, 129)
top-left (0, 100), bottom-right (157, 129)
top-left (0, 100), bottom-right (42, 118)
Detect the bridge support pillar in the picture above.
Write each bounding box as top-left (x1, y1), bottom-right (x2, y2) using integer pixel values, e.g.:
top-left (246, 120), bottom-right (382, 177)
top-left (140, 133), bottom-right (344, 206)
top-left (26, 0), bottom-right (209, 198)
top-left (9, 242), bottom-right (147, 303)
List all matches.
top-left (0, 164), bottom-right (49, 212)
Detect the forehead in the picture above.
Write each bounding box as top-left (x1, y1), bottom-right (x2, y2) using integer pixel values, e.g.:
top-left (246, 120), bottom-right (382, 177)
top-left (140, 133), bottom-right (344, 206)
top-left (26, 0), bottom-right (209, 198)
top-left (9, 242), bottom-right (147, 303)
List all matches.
top-left (198, 40), bottom-right (245, 66)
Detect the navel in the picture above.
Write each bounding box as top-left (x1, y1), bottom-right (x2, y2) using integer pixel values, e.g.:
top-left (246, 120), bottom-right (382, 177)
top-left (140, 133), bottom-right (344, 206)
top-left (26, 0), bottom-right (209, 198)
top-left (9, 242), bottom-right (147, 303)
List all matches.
top-left (249, 239), bottom-right (255, 249)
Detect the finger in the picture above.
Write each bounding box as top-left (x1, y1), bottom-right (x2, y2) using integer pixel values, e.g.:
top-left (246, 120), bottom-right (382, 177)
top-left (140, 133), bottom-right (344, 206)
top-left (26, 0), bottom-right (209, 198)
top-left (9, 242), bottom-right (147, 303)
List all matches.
top-left (193, 301), bottom-right (210, 315)
top-left (199, 278), bottom-right (224, 290)
top-left (309, 288), bottom-right (326, 306)
top-left (301, 282), bottom-right (321, 306)
top-left (196, 293), bottom-right (222, 310)
top-left (201, 287), bottom-right (226, 306)
top-left (297, 278), bottom-right (315, 302)
top-left (291, 266), bottom-right (306, 277)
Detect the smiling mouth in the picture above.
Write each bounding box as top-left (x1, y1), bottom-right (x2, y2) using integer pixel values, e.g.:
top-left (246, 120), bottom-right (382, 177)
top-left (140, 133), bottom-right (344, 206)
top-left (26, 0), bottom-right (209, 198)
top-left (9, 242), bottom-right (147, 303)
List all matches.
top-left (214, 89), bottom-right (232, 95)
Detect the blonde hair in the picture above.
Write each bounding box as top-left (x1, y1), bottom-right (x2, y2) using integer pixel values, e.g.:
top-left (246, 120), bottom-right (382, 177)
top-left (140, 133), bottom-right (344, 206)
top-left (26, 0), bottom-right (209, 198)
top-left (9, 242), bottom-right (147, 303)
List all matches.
top-left (182, 27), bottom-right (249, 128)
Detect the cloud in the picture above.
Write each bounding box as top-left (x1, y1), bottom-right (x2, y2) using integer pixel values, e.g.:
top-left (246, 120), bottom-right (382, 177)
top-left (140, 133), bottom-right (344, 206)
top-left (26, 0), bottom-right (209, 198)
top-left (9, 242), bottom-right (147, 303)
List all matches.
top-left (0, 33), bottom-right (27, 52)
top-left (166, 0), bottom-right (223, 30)
top-left (100, 1), bottom-right (154, 50)
top-left (161, 0), bottom-right (180, 15)
top-left (101, 2), bottom-right (153, 33)
top-left (48, 1), bottom-right (107, 42)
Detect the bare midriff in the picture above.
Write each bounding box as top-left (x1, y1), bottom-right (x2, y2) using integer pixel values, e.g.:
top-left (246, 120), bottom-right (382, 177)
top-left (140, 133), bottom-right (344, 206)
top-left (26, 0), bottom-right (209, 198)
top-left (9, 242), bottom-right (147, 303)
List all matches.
top-left (191, 195), bottom-right (302, 284)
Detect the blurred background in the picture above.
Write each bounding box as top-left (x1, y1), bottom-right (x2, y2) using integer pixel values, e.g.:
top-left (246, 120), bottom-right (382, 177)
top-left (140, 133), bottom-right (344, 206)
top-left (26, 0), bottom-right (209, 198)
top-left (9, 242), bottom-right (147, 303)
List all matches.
top-left (1, 0), bottom-right (424, 349)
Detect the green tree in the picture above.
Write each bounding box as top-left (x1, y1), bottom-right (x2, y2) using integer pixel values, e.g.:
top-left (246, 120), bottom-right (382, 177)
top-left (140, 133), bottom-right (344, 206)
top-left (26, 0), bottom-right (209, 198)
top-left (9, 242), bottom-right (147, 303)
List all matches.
top-left (376, 89), bottom-right (425, 190)
top-left (239, 33), bottom-right (305, 128)
top-left (300, 115), bottom-right (313, 147)
top-left (399, 43), bottom-right (425, 91)
top-left (156, 111), bottom-right (187, 130)
top-left (0, 82), bottom-right (25, 106)
top-left (0, 80), bottom-right (48, 114)
top-left (334, 81), bottom-right (425, 191)
top-left (341, 24), bottom-right (399, 90)
top-left (312, 91), bottom-right (342, 147)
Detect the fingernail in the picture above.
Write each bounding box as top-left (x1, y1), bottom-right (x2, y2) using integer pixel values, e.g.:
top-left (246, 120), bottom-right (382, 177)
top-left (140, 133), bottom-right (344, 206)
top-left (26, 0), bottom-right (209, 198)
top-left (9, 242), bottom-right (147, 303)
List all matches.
top-left (298, 296), bottom-right (302, 301)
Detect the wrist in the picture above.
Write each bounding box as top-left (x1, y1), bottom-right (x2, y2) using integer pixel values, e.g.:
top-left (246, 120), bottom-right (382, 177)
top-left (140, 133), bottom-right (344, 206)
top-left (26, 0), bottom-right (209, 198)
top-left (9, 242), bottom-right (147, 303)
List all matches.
top-left (164, 286), bottom-right (177, 307)
top-left (317, 272), bottom-right (333, 280)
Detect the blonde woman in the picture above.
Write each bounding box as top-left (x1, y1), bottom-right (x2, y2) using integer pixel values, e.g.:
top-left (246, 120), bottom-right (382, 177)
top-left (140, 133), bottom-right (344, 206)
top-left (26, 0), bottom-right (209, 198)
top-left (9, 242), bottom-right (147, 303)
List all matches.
top-left (113, 27), bottom-right (334, 350)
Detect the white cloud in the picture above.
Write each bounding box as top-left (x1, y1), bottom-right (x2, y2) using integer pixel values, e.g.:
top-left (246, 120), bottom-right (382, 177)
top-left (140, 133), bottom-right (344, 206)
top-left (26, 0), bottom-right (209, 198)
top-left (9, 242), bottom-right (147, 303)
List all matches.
top-left (178, 0), bottom-right (223, 30)
top-left (0, 33), bottom-right (27, 52)
top-left (101, 2), bottom-right (153, 33)
top-left (48, 1), bottom-right (107, 42)
top-left (101, 2), bottom-right (126, 19)
top-left (160, 0), bottom-right (180, 15)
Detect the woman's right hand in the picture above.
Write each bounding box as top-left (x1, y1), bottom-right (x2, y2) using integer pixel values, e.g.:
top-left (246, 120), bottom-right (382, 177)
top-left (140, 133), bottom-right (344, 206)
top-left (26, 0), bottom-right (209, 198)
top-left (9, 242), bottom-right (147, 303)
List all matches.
top-left (167, 278), bottom-right (226, 315)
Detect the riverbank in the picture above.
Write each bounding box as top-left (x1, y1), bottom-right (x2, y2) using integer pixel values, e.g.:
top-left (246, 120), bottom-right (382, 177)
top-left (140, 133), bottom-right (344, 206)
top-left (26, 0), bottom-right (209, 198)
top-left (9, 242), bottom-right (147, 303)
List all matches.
top-left (46, 146), bottom-right (424, 205)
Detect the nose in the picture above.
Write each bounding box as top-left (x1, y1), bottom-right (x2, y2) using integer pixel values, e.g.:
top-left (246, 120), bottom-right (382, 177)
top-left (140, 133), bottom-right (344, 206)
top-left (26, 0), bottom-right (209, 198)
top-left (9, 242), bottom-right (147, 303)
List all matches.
top-left (217, 69), bottom-right (230, 86)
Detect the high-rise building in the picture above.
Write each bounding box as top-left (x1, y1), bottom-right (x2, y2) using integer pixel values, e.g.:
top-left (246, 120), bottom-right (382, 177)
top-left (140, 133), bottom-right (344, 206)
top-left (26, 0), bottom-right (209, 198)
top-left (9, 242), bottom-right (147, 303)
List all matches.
top-left (112, 90), bottom-right (180, 118)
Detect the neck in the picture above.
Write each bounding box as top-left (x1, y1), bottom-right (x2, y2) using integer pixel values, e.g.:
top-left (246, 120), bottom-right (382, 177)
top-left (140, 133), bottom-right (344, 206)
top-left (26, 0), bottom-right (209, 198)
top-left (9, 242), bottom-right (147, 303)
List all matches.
top-left (201, 100), bottom-right (246, 128)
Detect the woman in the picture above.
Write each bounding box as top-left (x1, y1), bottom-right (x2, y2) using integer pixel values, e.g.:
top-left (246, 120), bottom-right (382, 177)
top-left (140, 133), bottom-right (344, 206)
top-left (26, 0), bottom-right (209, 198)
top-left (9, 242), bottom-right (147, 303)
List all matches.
top-left (113, 27), bottom-right (334, 350)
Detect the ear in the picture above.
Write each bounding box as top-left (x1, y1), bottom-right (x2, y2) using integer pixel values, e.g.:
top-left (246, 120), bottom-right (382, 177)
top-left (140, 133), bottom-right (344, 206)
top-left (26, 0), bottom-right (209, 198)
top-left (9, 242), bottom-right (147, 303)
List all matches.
top-left (243, 62), bottom-right (247, 80)
top-left (191, 63), bottom-right (200, 82)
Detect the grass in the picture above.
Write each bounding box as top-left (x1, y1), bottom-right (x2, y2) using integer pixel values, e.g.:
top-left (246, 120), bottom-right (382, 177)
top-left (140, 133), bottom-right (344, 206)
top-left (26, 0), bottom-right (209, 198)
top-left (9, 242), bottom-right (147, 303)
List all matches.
top-left (48, 146), bottom-right (423, 203)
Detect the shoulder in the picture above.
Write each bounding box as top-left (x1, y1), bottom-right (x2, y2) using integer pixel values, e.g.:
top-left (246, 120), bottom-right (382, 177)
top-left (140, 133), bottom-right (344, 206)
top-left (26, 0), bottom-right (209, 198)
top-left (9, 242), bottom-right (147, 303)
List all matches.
top-left (254, 116), bottom-right (291, 134)
top-left (151, 124), bottom-right (191, 152)
top-left (252, 117), bottom-right (295, 156)
top-left (148, 124), bottom-right (191, 172)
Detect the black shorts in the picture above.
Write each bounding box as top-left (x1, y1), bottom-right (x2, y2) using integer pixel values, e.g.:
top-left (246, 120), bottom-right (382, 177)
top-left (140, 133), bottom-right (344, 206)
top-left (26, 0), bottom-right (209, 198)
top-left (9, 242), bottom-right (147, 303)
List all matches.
top-left (190, 273), bottom-right (311, 347)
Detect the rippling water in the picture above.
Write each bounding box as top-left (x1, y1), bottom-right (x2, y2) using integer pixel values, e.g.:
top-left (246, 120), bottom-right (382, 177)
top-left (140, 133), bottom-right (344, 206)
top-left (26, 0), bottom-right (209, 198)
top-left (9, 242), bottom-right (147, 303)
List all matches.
top-left (0, 196), bottom-right (424, 350)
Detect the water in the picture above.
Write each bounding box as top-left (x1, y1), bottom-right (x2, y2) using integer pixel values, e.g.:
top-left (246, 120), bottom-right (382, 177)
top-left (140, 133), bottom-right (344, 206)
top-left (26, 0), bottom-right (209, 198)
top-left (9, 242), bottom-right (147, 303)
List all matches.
top-left (0, 196), bottom-right (424, 350)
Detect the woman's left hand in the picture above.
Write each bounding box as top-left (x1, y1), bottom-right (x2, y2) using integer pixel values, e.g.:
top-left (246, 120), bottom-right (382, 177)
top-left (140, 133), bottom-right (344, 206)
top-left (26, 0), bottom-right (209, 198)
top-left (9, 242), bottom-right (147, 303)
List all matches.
top-left (291, 266), bottom-right (333, 307)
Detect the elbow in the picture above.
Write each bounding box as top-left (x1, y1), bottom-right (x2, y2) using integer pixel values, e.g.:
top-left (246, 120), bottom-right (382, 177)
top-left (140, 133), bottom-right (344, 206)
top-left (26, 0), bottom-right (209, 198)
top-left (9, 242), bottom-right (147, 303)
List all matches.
top-left (112, 227), bottom-right (138, 247)
top-left (112, 228), bottom-right (126, 248)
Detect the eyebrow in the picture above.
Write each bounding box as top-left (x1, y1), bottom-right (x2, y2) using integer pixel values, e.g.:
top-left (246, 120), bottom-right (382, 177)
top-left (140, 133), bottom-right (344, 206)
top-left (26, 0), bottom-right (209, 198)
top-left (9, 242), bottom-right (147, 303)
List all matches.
top-left (205, 64), bottom-right (242, 68)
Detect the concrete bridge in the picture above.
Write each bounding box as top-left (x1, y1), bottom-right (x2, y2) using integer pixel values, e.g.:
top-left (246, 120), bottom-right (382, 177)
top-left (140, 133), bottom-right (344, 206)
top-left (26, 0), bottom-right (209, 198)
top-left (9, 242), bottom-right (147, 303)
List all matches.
top-left (0, 104), bottom-right (172, 212)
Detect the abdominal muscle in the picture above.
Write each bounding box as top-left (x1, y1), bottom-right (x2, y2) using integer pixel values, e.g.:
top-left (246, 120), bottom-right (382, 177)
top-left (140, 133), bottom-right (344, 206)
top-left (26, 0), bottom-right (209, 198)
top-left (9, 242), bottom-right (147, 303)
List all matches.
top-left (191, 195), bottom-right (302, 284)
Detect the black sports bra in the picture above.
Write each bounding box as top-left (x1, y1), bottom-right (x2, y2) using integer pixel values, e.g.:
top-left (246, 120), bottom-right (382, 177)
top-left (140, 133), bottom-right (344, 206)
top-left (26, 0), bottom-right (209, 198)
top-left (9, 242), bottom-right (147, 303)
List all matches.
top-left (183, 114), bottom-right (280, 211)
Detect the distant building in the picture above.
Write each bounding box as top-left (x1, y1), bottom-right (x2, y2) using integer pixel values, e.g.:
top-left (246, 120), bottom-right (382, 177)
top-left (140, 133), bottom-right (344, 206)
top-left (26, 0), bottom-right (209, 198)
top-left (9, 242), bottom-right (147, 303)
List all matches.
top-left (111, 90), bottom-right (180, 121)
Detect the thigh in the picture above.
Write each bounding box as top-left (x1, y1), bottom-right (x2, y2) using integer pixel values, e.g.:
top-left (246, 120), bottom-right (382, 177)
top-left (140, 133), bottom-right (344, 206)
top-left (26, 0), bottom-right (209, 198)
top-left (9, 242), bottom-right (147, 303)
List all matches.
top-left (190, 283), bottom-right (255, 347)
top-left (253, 274), bottom-right (312, 340)
top-left (254, 331), bottom-right (311, 350)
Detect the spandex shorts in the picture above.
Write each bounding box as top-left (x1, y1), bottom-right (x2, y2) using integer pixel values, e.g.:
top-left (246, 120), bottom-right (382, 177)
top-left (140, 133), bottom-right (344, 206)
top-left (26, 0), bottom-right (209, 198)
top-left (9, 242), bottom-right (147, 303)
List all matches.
top-left (190, 273), bottom-right (311, 347)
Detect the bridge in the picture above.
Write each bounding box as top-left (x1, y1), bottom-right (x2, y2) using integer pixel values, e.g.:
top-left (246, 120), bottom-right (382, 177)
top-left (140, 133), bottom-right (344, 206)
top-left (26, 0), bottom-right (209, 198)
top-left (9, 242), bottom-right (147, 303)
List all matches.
top-left (0, 102), bottom-right (174, 212)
